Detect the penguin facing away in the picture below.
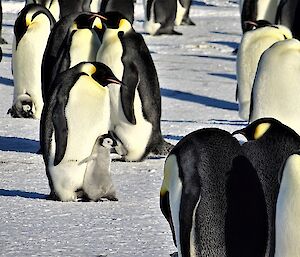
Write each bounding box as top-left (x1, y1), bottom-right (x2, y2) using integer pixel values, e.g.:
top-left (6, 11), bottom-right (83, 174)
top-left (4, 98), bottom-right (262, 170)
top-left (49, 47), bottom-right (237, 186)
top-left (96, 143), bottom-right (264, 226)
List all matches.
top-left (275, 152), bottom-right (300, 257)
top-left (236, 24), bottom-right (292, 120)
top-left (143, 0), bottom-right (182, 35)
top-left (41, 62), bottom-right (122, 202)
top-left (160, 127), bottom-right (268, 257)
top-left (250, 38), bottom-right (300, 135)
top-left (8, 4), bottom-right (55, 119)
top-left (97, 12), bottom-right (173, 161)
top-left (234, 117), bottom-right (300, 257)
top-left (41, 12), bottom-right (105, 103)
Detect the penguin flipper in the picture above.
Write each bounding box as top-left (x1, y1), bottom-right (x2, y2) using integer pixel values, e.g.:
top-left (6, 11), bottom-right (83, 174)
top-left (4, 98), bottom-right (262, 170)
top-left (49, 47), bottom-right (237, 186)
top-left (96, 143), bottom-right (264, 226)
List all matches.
top-left (121, 62), bottom-right (138, 125)
top-left (52, 99), bottom-right (68, 166)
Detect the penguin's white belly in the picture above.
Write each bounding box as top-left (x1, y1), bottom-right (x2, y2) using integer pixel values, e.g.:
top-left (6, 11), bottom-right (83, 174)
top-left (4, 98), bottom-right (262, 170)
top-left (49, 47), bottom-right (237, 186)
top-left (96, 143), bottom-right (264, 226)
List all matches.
top-left (257, 0), bottom-right (279, 23)
top-left (109, 86), bottom-right (152, 161)
top-left (175, 0), bottom-right (186, 26)
top-left (69, 29), bottom-right (101, 68)
top-left (48, 76), bottom-right (110, 201)
top-left (12, 22), bottom-right (51, 119)
top-left (275, 154), bottom-right (300, 257)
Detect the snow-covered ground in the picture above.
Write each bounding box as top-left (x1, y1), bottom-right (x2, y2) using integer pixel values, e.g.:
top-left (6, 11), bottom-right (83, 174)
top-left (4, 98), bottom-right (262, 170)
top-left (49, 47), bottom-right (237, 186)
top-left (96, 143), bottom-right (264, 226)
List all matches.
top-left (0, 0), bottom-right (245, 256)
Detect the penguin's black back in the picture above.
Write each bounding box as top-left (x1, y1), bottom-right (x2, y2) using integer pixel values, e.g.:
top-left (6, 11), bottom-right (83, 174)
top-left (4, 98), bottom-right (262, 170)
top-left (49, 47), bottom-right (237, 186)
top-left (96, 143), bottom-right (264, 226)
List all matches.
top-left (102, 0), bottom-right (134, 24)
top-left (241, 121), bottom-right (300, 256)
top-left (172, 128), bottom-right (241, 256)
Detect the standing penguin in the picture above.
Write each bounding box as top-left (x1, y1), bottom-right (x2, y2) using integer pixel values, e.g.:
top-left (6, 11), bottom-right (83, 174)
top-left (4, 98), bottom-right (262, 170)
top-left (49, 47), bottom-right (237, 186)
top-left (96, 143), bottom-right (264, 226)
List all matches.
top-left (234, 117), bottom-right (300, 257)
top-left (42, 12), bottom-right (105, 103)
top-left (236, 24), bottom-right (292, 120)
top-left (175, 0), bottom-right (194, 26)
top-left (143, 0), bottom-right (181, 35)
top-left (250, 39), bottom-right (300, 135)
top-left (41, 62), bottom-right (122, 202)
top-left (8, 4), bottom-right (55, 119)
top-left (240, 0), bottom-right (279, 32)
top-left (275, 151), bottom-right (300, 257)
top-left (160, 128), bottom-right (268, 257)
top-left (97, 12), bottom-right (173, 161)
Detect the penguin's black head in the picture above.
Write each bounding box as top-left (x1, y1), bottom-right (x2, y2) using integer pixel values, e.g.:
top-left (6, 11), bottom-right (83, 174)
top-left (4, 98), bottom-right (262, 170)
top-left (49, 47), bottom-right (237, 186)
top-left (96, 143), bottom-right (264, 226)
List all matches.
top-left (81, 62), bottom-right (123, 87)
top-left (244, 20), bottom-right (272, 31)
top-left (74, 13), bottom-right (105, 30)
top-left (232, 117), bottom-right (282, 140)
top-left (102, 11), bottom-right (132, 31)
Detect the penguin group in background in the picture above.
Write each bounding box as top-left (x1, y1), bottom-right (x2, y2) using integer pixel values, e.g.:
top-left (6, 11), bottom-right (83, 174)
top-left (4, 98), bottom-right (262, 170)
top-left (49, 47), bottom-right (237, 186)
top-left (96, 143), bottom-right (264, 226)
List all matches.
top-left (143, 0), bottom-right (181, 35)
top-left (236, 24), bottom-right (292, 120)
top-left (161, 117), bottom-right (300, 256)
top-left (8, 4), bottom-right (55, 119)
top-left (250, 38), bottom-right (300, 135)
top-left (239, 0), bottom-right (279, 32)
top-left (41, 62), bottom-right (121, 202)
top-left (0, 0), bottom-right (7, 44)
top-left (97, 12), bottom-right (173, 161)
top-left (276, 0), bottom-right (300, 39)
top-left (275, 151), bottom-right (300, 257)
top-left (42, 12), bottom-right (104, 103)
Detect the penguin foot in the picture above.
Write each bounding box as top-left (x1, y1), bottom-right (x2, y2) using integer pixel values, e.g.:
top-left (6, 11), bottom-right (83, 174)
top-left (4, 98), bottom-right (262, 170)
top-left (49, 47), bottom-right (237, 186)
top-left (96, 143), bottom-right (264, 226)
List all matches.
top-left (181, 18), bottom-right (195, 26)
top-left (151, 140), bottom-right (174, 156)
top-left (0, 37), bottom-right (8, 44)
top-left (170, 252), bottom-right (178, 257)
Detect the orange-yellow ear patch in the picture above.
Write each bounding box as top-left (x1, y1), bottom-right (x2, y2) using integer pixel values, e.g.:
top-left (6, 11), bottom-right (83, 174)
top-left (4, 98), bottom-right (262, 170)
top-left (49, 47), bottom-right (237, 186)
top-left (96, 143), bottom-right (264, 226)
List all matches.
top-left (92, 17), bottom-right (102, 30)
top-left (254, 123), bottom-right (271, 139)
top-left (119, 18), bottom-right (131, 32)
top-left (81, 63), bottom-right (97, 76)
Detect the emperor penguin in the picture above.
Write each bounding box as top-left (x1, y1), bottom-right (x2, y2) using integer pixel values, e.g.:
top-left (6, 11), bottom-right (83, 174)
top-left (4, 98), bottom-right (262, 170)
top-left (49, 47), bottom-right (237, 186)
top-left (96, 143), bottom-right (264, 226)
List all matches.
top-left (250, 39), bottom-right (300, 135)
top-left (42, 12), bottom-right (105, 103)
top-left (97, 12), bottom-right (173, 161)
top-left (236, 24), bottom-right (292, 120)
top-left (275, 152), bottom-right (300, 257)
top-left (234, 117), bottom-right (300, 257)
top-left (160, 128), bottom-right (268, 257)
top-left (41, 62), bottom-right (122, 202)
top-left (175, 0), bottom-right (194, 26)
top-left (276, 0), bottom-right (300, 39)
top-left (240, 0), bottom-right (280, 32)
top-left (8, 4), bottom-right (55, 119)
top-left (143, 0), bottom-right (182, 35)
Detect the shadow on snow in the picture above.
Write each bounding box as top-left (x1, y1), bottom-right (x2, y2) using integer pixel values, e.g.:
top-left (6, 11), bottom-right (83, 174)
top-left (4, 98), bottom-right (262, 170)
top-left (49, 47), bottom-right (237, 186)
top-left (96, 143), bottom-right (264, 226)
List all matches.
top-left (0, 189), bottom-right (47, 199)
top-left (0, 136), bottom-right (39, 154)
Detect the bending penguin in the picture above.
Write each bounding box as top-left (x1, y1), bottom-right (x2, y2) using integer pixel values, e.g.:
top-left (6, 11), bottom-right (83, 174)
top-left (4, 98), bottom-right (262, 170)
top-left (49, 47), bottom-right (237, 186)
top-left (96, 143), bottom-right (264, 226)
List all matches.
top-left (250, 39), bottom-right (300, 135)
top-left (8, 4), bottom-right (55, 119)
top-left (42, 12), bottom-right (105, 103)
top-left (160, 127), bottom-right (268, 257)
top-left (143, 0), bottom-right (181, 35)
top-left (275, 151), bottom-right (300, 257)
top-left (234, 117), bottom-right (300, 257)
top-left (41, 62), bottom-right (121, 202)
top-left (97, 12), bottom-right (173, 161)
top-left (236, 24), bottom-right (292, 120)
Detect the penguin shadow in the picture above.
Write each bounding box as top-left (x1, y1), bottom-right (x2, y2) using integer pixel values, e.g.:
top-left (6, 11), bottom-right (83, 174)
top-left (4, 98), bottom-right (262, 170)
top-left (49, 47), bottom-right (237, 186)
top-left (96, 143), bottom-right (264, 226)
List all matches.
top-left (164, 134), bottom-right (183, 141)
top-left (211, 31), bottom-right (242, 37)
top-left (192, 0), bottom-right (216, 7)
top-left (2, 52), bottom-right (12, 58)
top-left (0, 76), bottom-right (13, 87)
top-left (160, 88), bottom-right (238, 111)
top-left (208, 119), bottom-right (247, 126)
top-left (208, 72), bottom-right (237, 81)
top-left (209, 40), bottom-right (239, 51)
top-left (0, 189), bottom-right (47, 200)
top-left (2, 23), bottom-right (14, 28)
top-left (181, 54), bottom-right (236, 62)
top-left (0, 136), bottom-right (40, 154)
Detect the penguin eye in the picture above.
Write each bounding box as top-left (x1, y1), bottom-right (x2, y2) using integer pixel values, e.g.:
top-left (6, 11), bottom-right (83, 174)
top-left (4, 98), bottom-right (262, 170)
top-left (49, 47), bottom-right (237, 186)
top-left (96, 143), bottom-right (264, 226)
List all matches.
top-left (254, 123), bottom-right (271, 139)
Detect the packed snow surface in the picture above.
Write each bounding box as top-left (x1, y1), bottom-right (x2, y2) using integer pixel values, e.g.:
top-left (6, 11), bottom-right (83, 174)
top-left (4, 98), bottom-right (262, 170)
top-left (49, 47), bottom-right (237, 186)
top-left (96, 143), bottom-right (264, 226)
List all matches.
top-left (0, 0), bottom-right (245, 256)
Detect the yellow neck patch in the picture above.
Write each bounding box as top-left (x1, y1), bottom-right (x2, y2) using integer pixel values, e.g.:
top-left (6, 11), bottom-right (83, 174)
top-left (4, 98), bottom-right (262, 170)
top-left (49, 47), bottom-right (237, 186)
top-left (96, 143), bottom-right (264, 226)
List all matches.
top-left (92, 17), bottom-right (102, 30)
top-left (81, 63), bottom-right (96, 77)
top-left (254, 123), bottom-right (271, 139)
top-left (118, 19), bottom-right (131, 33)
